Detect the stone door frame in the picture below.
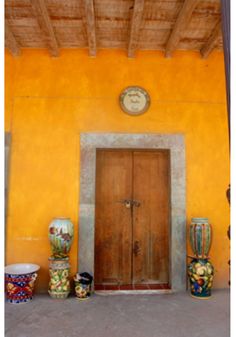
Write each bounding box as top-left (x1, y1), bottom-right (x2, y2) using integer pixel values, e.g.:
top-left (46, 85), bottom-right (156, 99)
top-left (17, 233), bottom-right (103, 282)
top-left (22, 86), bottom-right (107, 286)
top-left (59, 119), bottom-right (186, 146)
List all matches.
top-left (79, 133), bottom-right (186, 291)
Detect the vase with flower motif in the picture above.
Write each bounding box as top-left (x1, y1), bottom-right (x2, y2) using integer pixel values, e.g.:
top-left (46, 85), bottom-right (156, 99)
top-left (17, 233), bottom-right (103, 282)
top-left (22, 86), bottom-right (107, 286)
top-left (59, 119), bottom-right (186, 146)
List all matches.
top-left (188, 258), bottom-right (214, 299)
top-left (48, 218), bottom-right (74, 259)
top-left (188, 217), bottom-right (214, 299)
top-left (48, 257), bottom-right (70, 299)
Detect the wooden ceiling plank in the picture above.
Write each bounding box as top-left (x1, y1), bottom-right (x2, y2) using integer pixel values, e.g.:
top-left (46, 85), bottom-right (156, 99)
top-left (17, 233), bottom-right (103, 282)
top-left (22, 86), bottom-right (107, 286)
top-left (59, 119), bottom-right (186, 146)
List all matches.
top-left (83, 0), bottom-right (96, 56)
top-left (31, 0), bottom-right (59, 57)
top-left (200, 21), bottom-right (222, 58)
top-left (5, 21), bottom-right (20, 56)
top-left (165, 0), bottom-right (200, 58)
top-left (128, 0), bottom-right (145, 58)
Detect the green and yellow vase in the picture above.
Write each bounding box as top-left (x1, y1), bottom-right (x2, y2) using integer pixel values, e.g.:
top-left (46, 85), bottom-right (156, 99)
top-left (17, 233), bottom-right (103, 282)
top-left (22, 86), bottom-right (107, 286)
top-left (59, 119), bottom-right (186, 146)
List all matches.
top-left (48, 257), bottom-right (70, 299)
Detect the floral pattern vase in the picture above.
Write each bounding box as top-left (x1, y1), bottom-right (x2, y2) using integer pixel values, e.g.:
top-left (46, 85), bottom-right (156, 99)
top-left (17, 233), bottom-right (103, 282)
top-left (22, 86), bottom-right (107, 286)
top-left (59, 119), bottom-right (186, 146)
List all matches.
top-left (188, 258), bottom-right (214, 299)
top-left (48, 257), bottom-right (70, 299)
top-left (49, 218), bottom-right (74, 259)
top-left (74, 273), bottom-right (93, 300)
top-left (189, 218), bottom-right (212, 258)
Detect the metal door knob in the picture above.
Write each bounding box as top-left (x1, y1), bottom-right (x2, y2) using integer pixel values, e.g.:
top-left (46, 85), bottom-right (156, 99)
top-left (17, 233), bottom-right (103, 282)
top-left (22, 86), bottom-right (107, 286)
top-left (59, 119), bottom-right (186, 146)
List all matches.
top-left (117, 199), bottom-right (132, 208)
top-left (117, 199), bottom-right (141, 208)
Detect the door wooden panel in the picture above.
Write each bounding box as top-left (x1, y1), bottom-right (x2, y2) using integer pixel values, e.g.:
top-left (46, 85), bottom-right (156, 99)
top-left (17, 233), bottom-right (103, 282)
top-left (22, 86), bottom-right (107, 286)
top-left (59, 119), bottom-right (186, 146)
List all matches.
top-left (95, 150), bottom-right (132, 285)
top-left (132, 151), bottom-right (170, 284)
top-left (95, 149), bottom-right (170, 286)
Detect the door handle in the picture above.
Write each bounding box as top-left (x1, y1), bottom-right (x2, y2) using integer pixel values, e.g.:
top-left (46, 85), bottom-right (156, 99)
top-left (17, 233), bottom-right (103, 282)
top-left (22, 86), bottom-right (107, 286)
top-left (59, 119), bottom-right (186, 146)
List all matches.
top-left (133, 200), bottom-right (141, 207)
top-left (117, 199), bottom-right (141, 208)
top-left (133, 240), bottom-right (141, 256)
top-left (117, 199), bottom-right (132, 208)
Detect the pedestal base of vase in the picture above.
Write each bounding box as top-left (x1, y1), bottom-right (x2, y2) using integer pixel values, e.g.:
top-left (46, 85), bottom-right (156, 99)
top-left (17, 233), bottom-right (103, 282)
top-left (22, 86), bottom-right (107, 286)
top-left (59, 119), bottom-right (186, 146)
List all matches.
top-left (48, 257), bottom-right (70, 299)
top-left (188, 258), bottom-right (214, 299)
top-left (48, 291), bottom-right (70, 299)
top-left (190, 294), bottom-right (211, 300)
top-left (76, 296), bottom-right (90, 301)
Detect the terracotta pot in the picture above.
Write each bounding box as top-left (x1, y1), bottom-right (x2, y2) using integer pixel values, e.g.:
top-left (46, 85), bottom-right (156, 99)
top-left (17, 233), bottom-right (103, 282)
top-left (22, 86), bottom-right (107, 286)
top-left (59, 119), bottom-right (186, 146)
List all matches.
top-left (48, 218), bottom-right (74, 259)
top-left (5, 263), bottom-right (40, 304)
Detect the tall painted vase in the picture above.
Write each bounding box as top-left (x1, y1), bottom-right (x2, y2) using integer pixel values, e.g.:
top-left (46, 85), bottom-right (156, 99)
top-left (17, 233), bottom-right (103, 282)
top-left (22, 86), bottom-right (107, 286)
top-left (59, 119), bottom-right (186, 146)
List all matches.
top-left (188, 217), bottom-right (214, 299)
top-left (189, 218), bottom-right (212, 258)
top-left (49, 218), bottom-right (74, 259)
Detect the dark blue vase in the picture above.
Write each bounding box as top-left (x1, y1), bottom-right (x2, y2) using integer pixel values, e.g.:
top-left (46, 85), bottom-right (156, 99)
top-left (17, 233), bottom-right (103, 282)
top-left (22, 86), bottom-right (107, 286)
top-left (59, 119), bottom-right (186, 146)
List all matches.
top-left (188, 258), bottom-right (214, 299)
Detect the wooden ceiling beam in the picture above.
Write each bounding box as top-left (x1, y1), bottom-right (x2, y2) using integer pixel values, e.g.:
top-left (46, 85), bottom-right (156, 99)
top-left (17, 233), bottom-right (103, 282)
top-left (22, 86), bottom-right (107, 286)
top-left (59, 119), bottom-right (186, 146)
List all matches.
top-left (165, 0), bottom-right (200, 58)
top-left (128, 0), bottom-right (145, 58)
top-left (200, 21), bottom-right (222, 59)
top-left (5, 21), bottom-right (20, 56)
top-left (31, 0), bottom-right (59, 57)
top-left (83, 0), bottom-right (97, 57)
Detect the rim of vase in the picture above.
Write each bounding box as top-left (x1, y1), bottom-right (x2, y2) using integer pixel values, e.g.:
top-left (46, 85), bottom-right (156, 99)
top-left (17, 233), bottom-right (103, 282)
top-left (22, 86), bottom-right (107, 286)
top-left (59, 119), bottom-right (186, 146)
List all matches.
top-left (51, 217), bottom-right (71, 220)
top-left (5, 263), bottom-right (40, 274)
top-left (191, 217), bottom-right (209, 223)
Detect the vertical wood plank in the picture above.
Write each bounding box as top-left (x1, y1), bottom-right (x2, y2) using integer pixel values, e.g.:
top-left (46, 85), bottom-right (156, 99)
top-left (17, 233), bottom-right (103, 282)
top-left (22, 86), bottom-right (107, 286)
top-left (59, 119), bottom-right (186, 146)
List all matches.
top-left (133, 151), bottom-right (170, 284)
top-left (95, 150), bottom-right (132, 285)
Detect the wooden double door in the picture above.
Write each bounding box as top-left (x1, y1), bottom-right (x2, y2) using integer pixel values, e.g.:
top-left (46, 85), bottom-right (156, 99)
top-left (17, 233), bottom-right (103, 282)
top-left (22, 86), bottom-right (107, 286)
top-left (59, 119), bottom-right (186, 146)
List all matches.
top-left (95, 149), bottom-right (170, 286)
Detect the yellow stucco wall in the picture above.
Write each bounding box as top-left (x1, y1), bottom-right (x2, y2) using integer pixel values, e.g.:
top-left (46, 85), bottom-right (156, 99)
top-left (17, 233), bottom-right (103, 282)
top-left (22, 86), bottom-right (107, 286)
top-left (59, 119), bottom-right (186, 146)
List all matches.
top-left (5, 49), bottom-right (230, 292)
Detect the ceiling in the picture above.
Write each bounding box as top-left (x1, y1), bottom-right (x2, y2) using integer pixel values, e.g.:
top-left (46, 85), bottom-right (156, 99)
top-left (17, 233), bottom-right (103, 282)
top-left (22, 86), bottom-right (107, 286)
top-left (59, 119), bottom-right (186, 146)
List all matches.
top-left (5, 0), bottom-right (223, 58)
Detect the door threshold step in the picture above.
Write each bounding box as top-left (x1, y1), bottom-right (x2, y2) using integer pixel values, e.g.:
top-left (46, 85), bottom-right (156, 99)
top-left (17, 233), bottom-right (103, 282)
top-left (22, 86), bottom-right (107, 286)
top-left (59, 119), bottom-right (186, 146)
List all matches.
top-left (95, 289), bottom-right (172, 295)
top-left (94, 284), bottom-right (170, 291)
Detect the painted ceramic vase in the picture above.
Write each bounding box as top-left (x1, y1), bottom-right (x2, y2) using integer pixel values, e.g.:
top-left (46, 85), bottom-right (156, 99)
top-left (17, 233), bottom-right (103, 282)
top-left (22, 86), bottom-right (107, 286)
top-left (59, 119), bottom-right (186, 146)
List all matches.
top-left (74, 272), bottom-right (93, 300)
top-left (190, 218), bottom-right (212, 258)
top-left (49, 218), bottom-right (74, 259)
top-left (5, 263), bottom-right (40, 304)
top-left (188, 258), bottom-right (214, 299)
top-left (48, 257), bottom-right (70, 299)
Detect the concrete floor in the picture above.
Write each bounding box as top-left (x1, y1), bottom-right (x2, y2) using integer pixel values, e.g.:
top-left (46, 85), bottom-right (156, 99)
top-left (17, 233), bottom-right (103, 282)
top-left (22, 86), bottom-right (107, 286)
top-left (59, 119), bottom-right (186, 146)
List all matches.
top-left (5, 289), bottom-right (230, 337)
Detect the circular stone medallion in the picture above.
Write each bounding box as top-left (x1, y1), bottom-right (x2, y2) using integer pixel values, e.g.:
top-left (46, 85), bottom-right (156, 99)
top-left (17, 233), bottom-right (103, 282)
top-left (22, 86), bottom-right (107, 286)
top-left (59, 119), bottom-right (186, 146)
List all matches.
top-left (119, 86), bottom-right (150, 116)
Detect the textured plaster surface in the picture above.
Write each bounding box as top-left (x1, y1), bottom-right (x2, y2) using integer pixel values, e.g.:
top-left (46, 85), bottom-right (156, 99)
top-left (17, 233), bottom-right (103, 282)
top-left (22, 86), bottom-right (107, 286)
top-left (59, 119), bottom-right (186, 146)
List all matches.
top-left (5, 290), bottom-right (230, 337)
top-left (5, 51), bottom-right (230, 290)
top-left (79, 133), bottom-right (186, 291)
